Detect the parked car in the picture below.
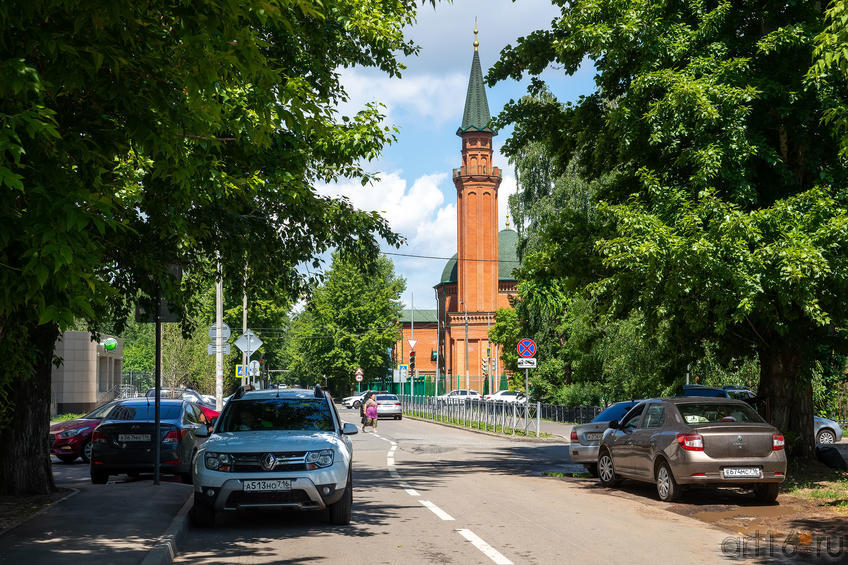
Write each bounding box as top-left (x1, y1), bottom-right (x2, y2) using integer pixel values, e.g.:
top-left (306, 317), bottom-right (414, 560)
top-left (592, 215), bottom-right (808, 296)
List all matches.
top-left (483, 390), bottom-right (526, 403)
top-left (145, 387), bottom-right (205, 404)
top-left (90, 398), bottom-right (212, 484)
top-left (815, 415), bottom-right (844, 444)
top-left (437, 389), bottom-right (481, 404)
top-left (49, 399), bottom-right (122, 463)
top-left (682, 386), bottom-right (840, 445)
top-left (191, 385), bottom-right (356, 527)
top-left (597, 397), bottom-right (786, 503)
top-left (570, 400), bottom-right (641, 476)
top-left (342, 390), bottom-right (389, 409)
top-left (375, 394), bottom-right (403, 420)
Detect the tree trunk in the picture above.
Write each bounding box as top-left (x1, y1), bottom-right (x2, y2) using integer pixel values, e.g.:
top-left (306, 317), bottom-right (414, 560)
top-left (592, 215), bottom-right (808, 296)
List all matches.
top-left (0, 322), bottom-right (58, 495)
top-left (757, 343), bottom-right (815, 459)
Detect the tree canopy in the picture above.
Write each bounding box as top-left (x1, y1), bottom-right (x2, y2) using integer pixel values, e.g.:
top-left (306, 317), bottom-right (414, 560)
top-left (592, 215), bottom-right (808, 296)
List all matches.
top-left (0, 0), bottom-right (428, 494)
top-left (489, 0), bottom-right (848, 456)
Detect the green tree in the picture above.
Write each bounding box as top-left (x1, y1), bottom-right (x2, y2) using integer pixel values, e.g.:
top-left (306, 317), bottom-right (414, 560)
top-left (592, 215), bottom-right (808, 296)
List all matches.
top-left (282, 252), bottom-right (405, 396)
top-left (0, 0), bottom-right (429, 495)
top-left (489, 1), bottom-right (848, 456)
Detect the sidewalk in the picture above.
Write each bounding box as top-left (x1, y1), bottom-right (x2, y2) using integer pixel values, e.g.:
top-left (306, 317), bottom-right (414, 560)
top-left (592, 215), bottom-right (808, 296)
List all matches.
top-left (0, 460), bottom-right (192, 565)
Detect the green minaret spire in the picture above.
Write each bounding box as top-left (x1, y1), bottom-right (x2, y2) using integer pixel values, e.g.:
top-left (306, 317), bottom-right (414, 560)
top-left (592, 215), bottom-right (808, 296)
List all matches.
top-left (457, 23), bottom-right (495, 136)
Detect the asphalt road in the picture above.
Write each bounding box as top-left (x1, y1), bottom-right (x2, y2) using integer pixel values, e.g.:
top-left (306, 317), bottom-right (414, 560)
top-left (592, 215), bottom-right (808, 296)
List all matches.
top-left (174, 407), bottom-right (733, 564)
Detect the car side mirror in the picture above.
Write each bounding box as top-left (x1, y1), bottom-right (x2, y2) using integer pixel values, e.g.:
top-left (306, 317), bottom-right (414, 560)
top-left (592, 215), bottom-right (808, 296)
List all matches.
top-left (608, 420), bottom-right (619, 430)
top-left (342, 423), bottom-right (358, 435)
top-left (195, 425), bottom-right (210, 438)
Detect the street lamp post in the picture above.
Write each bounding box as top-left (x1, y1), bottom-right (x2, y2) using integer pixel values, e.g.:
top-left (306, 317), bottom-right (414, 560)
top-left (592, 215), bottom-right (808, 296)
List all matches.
top-left (461, 300), bottom-right (469, 391)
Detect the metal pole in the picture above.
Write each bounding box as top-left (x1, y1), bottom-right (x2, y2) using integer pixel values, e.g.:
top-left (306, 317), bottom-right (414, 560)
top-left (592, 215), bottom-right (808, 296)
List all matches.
top-left (410, 292), bottom-right (414, 397)
top-left (435, 287), bottom-right (440, 397)
top-left (154, 302), bottom-right (161, 486)
top-left (215, 254), bottom-right (224, 411)
top-left (525, 368), bottom-right (530, 436)
top-left (242, 260), bottom-right (248, 385)
top-left (461, 301), bottom-right (469, 392)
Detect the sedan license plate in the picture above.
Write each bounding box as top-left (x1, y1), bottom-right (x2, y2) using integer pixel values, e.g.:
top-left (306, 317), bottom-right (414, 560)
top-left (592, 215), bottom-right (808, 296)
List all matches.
top-left (585, 432), bottom-right (602, 441)
top-left (723, 467), bottom-right (761, 479)
top-left (243, 479), bottom-right (292, 492)
top-left (118, 434), bottom-right (151, 442)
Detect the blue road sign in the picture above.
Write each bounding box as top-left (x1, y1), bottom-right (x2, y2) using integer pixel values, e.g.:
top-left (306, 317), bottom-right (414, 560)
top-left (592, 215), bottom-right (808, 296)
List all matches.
top-left (517, 338), bottom-right (537, 358)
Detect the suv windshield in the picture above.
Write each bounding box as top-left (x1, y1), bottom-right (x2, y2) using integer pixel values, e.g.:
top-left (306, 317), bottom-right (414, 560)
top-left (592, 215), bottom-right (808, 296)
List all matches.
top-left (677, 402), bottom-right (764, 425)
top-left (218, 398), bottom-right (334, 432)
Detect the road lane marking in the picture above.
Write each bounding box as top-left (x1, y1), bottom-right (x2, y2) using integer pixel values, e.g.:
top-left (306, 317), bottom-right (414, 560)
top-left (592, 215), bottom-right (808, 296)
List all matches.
top-left (402, 484), bottom-right (419, 496)
top-left (457, 529), bottom-right (513, 565)
top-left (389, 468), bottom-right (401, 479)
top-left (420, 500), bottom-right (454, 521)
top-left (387, 457), bottom-right (395, 466)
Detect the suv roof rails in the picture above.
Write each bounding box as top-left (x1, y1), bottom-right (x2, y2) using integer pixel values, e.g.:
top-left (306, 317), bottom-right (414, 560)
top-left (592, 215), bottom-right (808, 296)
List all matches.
top-left (232, 384), bottom-right (254, 400)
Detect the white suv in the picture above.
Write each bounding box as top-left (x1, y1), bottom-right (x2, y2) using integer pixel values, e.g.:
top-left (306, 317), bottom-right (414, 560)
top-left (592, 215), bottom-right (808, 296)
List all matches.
top-left (191, 386), bottom-right (358, 527)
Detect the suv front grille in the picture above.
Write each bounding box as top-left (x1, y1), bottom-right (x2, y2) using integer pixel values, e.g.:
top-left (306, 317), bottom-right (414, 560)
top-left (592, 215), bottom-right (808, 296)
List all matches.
top-left (231, 452), bottom-right (308, 473)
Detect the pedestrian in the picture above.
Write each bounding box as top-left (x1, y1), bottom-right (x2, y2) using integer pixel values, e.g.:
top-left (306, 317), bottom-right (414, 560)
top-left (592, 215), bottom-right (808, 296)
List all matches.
top-left (364, 393), bottom-right (379, 432)
top-left (360, 392), bottom-right (372, 431)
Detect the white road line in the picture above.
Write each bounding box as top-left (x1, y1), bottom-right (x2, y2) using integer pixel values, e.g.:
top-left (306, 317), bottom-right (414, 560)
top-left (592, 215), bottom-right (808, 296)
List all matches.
top-left (456, 529), bottom-right (513, 565)
top-left (387, 457), bottom-right (395, 466)
top-left (389, 469), bottom-right (401, 480)
top-left (419, 500), bottom-right (455, 521)
top-left (402, 485), bottom-right (420, 496)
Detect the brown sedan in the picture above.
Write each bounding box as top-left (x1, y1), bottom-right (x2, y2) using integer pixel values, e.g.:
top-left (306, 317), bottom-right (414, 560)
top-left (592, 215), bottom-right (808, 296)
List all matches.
top-left (597, 397), bottom-right (786, 502)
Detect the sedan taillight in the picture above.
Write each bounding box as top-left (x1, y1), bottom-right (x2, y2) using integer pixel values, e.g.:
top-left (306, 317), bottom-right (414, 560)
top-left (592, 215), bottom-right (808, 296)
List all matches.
top-left (772, 434), bottom-right (785, 451)
top-left (676, 433), bottom-right (704, 451)
top-left (570, 431), bottom-right (578, 442)
top-left (92, 430), bottom-right (106, 444)
top-left (394, 402), bottom-right (402, 406)
top-left (163, 429), bottom-right (188, 444)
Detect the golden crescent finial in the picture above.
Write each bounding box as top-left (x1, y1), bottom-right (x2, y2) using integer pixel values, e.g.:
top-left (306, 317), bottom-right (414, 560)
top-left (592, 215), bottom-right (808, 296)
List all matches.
top-left (474, 18), bottom-right (479, 51)
top-left (505, 212), bottom-right (510, 230)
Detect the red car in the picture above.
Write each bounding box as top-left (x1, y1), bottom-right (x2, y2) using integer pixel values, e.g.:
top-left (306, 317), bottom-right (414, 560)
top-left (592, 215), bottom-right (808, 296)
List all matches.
top-left (49, 400), bottom-right (121, 463)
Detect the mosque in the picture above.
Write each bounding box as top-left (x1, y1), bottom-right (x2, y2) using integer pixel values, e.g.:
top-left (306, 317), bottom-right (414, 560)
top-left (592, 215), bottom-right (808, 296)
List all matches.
top-left (393, 29), bottom-right (519, 395)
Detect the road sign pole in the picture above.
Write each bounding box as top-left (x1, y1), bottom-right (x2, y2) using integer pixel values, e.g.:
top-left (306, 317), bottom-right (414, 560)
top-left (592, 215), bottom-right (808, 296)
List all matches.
top-left (154, 302), bottom-right (161, 486)
top-left (525, 368), bottom-right (530, 436)
top-left (215, 253), bottom-right (224, 411)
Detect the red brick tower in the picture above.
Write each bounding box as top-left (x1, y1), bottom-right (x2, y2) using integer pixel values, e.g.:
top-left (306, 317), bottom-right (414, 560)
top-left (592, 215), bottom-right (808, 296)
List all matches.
top-left (454, 26), bottom-right (502, 313)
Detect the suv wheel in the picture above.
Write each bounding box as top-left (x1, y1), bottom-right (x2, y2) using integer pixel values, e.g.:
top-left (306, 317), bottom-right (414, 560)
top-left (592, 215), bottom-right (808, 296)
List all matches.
top-left (191, 500), bottom-right (216, 528)
top-left (753, 483), bottom-right (779, 503)
top-left (329, 471), bottom-right (353, 525)
top-left (817, 428), bottom-right (836, 444)
top-left (353, 400), bottom-right (361, 409)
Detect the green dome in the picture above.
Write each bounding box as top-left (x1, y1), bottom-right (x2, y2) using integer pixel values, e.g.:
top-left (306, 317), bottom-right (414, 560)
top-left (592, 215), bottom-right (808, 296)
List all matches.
top-left (438, 229), bottom-right (518, 285)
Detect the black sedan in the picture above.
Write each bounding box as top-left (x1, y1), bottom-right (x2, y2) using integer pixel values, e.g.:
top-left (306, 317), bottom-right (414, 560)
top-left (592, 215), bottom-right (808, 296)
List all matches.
top-left (90, 398), bottom-right (212, 484)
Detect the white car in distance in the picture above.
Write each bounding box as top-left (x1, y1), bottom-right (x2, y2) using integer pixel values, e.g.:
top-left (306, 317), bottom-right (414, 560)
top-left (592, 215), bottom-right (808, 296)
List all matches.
top-left (483, 390), bottom-right (526, 403)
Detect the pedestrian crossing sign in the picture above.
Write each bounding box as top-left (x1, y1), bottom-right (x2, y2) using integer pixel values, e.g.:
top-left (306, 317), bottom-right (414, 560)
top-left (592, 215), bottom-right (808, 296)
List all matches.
top-left (236, 364), bottom-right (247, 377)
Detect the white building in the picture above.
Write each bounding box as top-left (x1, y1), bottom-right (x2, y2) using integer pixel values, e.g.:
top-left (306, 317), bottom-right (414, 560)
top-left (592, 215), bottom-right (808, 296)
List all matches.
top-left (50, 331), bottom-right (123, 415)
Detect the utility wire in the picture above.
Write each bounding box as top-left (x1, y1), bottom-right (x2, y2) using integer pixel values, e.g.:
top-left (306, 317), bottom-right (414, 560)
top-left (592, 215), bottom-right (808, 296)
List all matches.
top-left (382, 251), bottom-right (519, 263)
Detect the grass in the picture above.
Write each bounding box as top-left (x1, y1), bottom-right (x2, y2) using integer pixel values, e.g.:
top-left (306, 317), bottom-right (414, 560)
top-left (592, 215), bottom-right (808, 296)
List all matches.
top-left (783, 458), bottom-right (848, 510)
top-left (50, 413), bottom-right (83, 424)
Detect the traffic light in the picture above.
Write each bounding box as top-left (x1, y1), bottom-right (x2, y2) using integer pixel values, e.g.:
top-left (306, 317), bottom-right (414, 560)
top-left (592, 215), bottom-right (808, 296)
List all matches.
top-left (481, 357), bottom-right (488, 376)
top-left (409, 350), bottom-right (416, 372)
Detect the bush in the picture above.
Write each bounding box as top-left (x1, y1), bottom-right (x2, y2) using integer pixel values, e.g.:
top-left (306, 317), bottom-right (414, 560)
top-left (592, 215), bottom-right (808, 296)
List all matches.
top-left (50, 413), bottom-right (83, 423)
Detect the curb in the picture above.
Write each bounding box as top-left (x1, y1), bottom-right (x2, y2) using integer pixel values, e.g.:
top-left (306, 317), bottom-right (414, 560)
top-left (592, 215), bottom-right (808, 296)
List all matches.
top-left (139, 492), bottom-right (193, 565)
top-left (404, 413), bottom-right (567, 443)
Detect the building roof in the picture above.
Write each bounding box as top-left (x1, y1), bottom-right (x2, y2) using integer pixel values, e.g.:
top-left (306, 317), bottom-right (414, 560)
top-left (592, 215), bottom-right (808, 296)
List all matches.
top-left (456, 49), bottom-right (495, 136)
top-left (398, 309), bottom-right (438, 323)
top-left (438, 229), bottom-right (519, 285)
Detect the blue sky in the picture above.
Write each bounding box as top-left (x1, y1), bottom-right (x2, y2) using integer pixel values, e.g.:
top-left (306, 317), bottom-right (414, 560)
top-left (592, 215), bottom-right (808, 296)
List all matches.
top-left (319, 0), bottom-right (595, 310)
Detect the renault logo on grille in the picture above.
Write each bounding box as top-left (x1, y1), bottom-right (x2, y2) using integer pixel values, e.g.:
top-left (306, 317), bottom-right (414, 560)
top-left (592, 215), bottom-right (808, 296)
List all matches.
top-left (735, 435), bottom-right (744, 449)
top-left (260, 453), bottom-right (277, 471)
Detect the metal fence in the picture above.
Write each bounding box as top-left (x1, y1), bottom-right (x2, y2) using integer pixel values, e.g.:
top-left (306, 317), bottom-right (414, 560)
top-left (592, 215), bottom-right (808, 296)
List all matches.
top-left (401, 395), bottom-right (542, 437)
top-left (538, 404), bottom-right (601, 424)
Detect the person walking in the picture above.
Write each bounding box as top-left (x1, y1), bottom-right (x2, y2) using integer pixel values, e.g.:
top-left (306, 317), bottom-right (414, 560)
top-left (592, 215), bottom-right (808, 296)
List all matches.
top-left (364, 394), bottom-right (379, 432)
top-left (359, 391), bottom-right (372, 431)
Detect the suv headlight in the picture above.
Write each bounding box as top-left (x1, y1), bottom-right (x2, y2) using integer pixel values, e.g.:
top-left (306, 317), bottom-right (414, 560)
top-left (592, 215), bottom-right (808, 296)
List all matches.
top-left (305, 449), bottom-right (334, 469)
top-left (205, 452), bottom-right (233, 472)
top-left (57, 428), bottom-right (84, 439)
